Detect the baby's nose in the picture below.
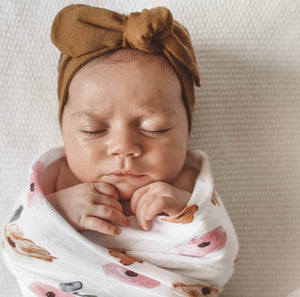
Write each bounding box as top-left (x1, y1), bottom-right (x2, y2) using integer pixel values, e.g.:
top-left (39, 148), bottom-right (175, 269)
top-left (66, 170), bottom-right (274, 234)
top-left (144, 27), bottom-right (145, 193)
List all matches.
top-left (106, 129), bottom-right (142, 158)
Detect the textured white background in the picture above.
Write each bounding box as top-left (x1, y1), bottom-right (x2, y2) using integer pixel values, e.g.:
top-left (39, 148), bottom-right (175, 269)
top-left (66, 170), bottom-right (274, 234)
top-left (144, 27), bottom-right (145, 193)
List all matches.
top-left (1, 1), bottom-right (300, 296)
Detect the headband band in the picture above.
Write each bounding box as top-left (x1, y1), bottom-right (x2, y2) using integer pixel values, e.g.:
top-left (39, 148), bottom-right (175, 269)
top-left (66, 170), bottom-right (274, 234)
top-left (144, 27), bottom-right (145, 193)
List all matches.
top-left (51, 5), bottom-right (200, 129)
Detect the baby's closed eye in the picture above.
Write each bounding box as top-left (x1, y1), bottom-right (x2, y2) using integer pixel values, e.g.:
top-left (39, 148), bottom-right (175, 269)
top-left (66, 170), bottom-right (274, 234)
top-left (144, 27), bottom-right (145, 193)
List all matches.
top-left (140, 127), bottom-right (171, 137)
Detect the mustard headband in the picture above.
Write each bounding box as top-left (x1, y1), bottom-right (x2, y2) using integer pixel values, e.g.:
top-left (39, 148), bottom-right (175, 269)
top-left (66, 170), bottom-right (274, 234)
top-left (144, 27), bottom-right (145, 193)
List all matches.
top-left (51, 5), bottom-right (200, 129)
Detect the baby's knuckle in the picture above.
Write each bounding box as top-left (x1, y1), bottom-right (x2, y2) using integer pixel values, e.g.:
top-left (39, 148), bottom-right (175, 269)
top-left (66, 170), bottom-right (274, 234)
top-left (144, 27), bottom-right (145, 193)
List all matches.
top-left (82, 182), bottom-right (95, 192)
top-left (81, 196), bottom-right (93, 207)
top-left (155, 197), bottom-right (170, 209)
top-left (102, 205), bottom-right (114, 217)
top-left (77, 199), bottom-right (87, 210)
top-left (157, 181), bottom-right (168, 188)
top-left (152, 182), bottom-right (169, 192)
top-left (105, 183), bottom-right (118, 195)
top-left (79, 214), bottom-right (87, 227)
top-left (94, 182), bottom-right (105, 191)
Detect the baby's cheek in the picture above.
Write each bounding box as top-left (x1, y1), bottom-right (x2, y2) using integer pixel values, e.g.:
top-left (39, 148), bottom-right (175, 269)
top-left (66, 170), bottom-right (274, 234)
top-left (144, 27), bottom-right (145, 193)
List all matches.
top-left (153, 150), bottom-right (187, 183)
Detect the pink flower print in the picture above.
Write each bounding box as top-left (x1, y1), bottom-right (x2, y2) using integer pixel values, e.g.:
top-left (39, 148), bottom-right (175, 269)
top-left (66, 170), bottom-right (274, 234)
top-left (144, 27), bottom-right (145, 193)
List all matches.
top-left (29, 281), bottom-right (74, 297)
top-left (176, 226), bottom-right (227, 257)
top-left (27, 161), bottom-right (44, 207)
top-left (103, 263), bottom-right (160, 288)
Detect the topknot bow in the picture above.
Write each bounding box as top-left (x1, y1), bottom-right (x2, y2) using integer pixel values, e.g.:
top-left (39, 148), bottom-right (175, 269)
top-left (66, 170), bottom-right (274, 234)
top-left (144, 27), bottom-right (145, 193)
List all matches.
top-left (122, 7), bottom-right (174, 53)
top-left (51, 4), bottom-right (200, 129)
top-left (51, 5), bottom-right (125, 58)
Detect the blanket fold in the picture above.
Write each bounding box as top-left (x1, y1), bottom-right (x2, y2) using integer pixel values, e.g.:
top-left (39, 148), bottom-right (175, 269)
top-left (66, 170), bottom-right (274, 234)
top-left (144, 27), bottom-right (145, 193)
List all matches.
top-left (2, 147), bottom-right (238, 297)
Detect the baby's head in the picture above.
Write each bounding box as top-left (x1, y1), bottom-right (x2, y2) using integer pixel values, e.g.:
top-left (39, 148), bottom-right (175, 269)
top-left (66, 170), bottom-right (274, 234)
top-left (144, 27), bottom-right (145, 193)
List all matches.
top-left (51, 5), bottom-right (200, 199)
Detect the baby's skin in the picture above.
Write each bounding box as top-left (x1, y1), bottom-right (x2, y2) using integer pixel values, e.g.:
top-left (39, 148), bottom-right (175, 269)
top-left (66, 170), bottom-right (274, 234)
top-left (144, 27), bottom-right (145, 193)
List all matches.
top-left (41, 49), bottom-right (199, 236)
top-left (41, 155), bottom-right (198, 235)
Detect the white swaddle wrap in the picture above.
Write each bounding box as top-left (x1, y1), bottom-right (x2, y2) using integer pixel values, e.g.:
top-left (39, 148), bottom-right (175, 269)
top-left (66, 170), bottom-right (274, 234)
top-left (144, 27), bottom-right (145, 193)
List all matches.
top-left (2, 147), bottom-right (238, 297)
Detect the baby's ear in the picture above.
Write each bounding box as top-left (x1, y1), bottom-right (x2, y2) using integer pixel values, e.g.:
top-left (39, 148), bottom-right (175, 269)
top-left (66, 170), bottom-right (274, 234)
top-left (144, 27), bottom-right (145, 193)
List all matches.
top-left (186, 148), bottom-right (191, 155)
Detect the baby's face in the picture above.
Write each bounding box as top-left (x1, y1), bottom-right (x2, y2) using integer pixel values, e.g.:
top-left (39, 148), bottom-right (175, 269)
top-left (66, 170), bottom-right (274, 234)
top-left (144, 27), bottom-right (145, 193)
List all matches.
top-left (61, 53), bottom-right (189, 200)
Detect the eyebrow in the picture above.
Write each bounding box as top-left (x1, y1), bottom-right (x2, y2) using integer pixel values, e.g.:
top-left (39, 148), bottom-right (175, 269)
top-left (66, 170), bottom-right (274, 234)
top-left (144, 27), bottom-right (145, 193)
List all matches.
top-left (71, 106), bottom-right (179, 119)
top-left (71, 110), bottom-right (106, 119)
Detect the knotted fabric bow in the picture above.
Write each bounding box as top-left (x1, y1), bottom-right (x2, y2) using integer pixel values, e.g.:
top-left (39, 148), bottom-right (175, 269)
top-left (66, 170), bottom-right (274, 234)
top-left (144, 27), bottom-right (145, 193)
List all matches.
top-left (51, 5), bottom-right (200, 129)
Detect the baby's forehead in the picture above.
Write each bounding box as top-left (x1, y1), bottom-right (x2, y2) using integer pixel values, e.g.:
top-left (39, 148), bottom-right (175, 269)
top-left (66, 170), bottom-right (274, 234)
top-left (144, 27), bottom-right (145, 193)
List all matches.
top-left (67, 48), bottom-right (184, 119)
top-left (78, 49), bottom-right (172, 74)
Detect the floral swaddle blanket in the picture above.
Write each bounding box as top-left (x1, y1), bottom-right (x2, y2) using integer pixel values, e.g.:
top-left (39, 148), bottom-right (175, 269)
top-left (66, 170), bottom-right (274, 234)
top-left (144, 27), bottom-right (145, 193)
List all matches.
top-left (2, 147), bottom-right (239, 297)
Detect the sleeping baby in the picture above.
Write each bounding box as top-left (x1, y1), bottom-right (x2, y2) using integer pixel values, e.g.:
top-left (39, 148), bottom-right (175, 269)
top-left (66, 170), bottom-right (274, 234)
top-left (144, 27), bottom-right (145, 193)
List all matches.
top-left (2, 5), bottom-right (239, 297)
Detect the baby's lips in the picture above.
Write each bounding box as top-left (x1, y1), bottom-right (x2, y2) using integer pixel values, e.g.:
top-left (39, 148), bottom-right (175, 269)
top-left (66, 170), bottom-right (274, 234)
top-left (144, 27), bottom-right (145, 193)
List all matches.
top-left (103, 263), bottom-right (160, 288)
top-left (29, 281), bottom-right (74, 297)
top-left (176, 226), bottom-right (227, 257)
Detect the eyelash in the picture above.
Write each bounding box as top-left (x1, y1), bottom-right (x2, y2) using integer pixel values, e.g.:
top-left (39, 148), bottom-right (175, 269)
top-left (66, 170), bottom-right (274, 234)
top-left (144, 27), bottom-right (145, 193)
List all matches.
top-left (141, 128), bottom-right (170, 136)
top-left (82, 128), bottom-right (170, 138)
top-left (82, 130), bottom-right (107, 137)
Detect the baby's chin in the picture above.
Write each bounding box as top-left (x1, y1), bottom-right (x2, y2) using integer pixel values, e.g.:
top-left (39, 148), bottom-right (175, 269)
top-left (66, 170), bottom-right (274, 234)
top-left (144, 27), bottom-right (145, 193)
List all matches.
top-left (113, 183), bottom-right (141, 200)
top-left (99, 175), bottom-right (165, 200)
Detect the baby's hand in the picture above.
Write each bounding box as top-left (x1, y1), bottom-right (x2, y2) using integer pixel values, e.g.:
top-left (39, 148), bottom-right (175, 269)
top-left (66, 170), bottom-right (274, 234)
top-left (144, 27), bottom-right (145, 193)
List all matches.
top-left (46, 182), bottom-right (129, 235)
top-left (131, 182), bottom-right (191, 230)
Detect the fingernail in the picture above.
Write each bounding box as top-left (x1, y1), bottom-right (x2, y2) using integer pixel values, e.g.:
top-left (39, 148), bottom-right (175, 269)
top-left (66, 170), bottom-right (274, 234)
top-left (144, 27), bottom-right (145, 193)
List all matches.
top-left (124, 218), bottom-right (130, 226)
top-left (143, 221), bottom-right (151, 231)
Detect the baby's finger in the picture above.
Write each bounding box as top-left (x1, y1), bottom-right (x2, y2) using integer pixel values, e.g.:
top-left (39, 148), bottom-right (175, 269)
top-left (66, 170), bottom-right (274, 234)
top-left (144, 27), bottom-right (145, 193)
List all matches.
top-left (135, 194), bottom-right (160, 230)
top-left (93, 195), bottom-right (123, 212)
top-left (94, 182), bottom-right (119, 199)
top-left (144, 196), bottom-right (170, 220)
top-left (93, 205), bottom-right (129, 227)
top-left (131, 184), bottom-right (150, 214)
top-left (84, 216), bottom-right (121, 235)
